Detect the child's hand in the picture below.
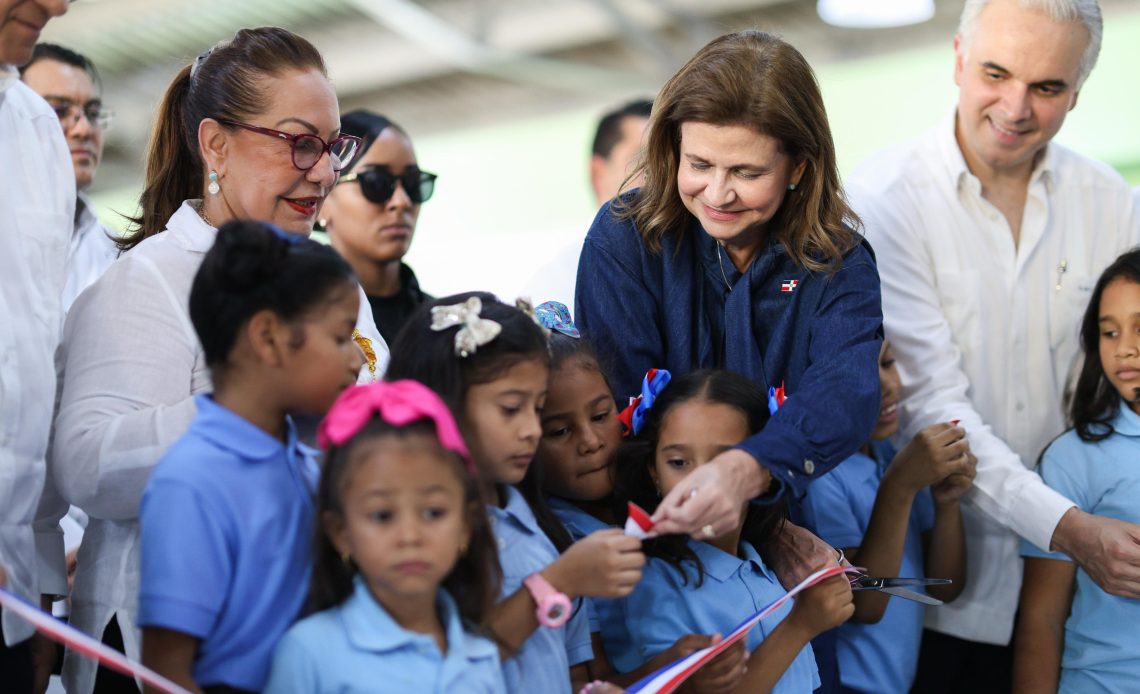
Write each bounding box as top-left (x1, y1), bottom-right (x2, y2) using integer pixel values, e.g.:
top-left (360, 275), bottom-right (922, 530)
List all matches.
top-left (788, 575), bottom-right (854, 638)
top-left (679, 638), bottom-right (747, 694)
top-left (887, 423), bottom-right (971, 495)
top-left (932, 451), bottom-right (977, 505)
top-left (548, 528), bottom-right (645, 598)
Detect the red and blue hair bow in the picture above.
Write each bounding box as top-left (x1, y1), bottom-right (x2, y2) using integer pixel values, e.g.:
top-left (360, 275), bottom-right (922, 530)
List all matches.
top-left (768, 381), bottom-right (787, 416)
top-left (619, 368), bottom-right (672, 437)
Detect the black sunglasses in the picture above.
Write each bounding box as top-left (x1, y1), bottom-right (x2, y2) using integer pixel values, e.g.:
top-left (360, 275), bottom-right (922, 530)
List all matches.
top-left (338, 165), bottom-right (437, 205)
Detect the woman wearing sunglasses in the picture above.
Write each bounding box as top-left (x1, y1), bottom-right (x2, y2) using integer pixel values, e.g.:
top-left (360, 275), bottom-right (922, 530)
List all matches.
top-left (44, 27), bottom-right (387, 694)
top-left (320, 110), bottom-right (437, 344)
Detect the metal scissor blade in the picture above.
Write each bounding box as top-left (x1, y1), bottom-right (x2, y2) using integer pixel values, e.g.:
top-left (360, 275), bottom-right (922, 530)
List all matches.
top-left (880, 586), bottom-right (943, 606)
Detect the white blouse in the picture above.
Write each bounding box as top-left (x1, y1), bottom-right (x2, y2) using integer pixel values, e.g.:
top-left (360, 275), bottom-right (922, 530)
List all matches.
top-left (48, 201), bottom-right (387, 691)
top-left (0, 69), bottom-right (74, 646)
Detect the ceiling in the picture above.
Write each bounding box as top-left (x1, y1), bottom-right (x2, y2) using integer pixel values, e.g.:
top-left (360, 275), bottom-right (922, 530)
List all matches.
top-left (39, 0), bottom-right (1135, 195)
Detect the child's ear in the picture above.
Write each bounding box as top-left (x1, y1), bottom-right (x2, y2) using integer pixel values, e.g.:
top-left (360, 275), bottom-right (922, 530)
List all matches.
top-left (245, 309), bottom-right (292, 367)
top-left (322, 510), bottom-right (351, 558)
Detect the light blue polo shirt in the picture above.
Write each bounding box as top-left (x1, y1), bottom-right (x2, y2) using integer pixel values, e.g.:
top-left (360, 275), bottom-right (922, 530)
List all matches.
top-left (613, 538), bottom-right (820, 694)
top-left (263, 577), bottom-right (505, 693)
top-left (138, 394), bottom-right (318, 691)
top-left (798, 439), bottom-right (935, 694)
top-left (1021, 402), bottom-right (1140, 693)
top-left (548, 497), bottom-right (636, 673)
top-left (488, 486), bottom-right (593, 693)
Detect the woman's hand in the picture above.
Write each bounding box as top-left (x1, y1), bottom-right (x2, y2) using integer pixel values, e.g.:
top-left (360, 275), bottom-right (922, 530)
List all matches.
top-left (546, 529), bottom-right (645, 598)
top-left (651, 449), bottom-right (771, 538)
top-left (767, 522), bottom-right (844, 590)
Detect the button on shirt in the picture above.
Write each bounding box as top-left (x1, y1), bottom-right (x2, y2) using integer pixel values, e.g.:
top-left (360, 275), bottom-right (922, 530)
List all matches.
top-left (576, 203), bottom-right (883, 501)
top-left (1022, 403), bottom-right (1140, 693)
top-left (139, 394), bottom-right (318, 691)
top-left (488, 486), bottom-right (593, 693)
top-left (0, 70), bottom-right (74, 645)
top-left (799, 440), bottom-right (935, 694)
top-left (48, 201), bottom-right (388, 692)
top-left (615, 539), bottom-right (819, 694)
top-left (848, 112), bottom-right (1140, 644)
top-left (265, 577), bottom-right (505, 693)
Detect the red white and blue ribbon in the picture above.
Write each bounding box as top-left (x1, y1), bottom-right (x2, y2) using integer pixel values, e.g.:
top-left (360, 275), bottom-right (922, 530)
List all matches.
top-left (0, 588), bottom-right (191, 694)
top-left (625, 564), bottom-right (853, 694)
top-left (619, 368), bottom-right (672, 437)
top-left (767, 381), bottom-right (787, 416)
top-left (624, 502), bottom-right (656, 539)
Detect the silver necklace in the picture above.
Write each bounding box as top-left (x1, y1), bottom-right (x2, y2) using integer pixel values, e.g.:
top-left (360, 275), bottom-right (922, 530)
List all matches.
top-left (715, 241), bottom-right (733, 291)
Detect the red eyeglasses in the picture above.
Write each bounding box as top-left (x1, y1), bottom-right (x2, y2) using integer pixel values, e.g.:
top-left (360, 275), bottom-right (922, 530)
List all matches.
top-left (216, 118), bottom-right (361, 172)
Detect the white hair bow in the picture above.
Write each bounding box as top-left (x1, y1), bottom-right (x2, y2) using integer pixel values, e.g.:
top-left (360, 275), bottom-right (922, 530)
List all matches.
top-left (431, 297), bottom-right (502, 358)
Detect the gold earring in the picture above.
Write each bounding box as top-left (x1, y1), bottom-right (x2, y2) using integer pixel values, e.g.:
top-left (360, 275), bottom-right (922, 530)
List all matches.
top-left (458, 542), bottom-right (469, 556)
top-left (341, 551), bottom-right (352, 565)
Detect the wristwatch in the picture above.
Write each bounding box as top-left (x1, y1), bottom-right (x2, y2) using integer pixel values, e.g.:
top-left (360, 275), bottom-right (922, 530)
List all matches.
top-left (523, 573), bottom-right (572, 628)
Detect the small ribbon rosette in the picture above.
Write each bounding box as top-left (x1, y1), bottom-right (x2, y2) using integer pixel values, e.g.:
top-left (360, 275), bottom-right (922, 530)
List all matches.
top-left (318, 380), bottom-right (474, 473)
top-left (767, 381), bottom-right (787, 416)
top-left (619, 368), bottom-right (672, 437)
top-left (534, 300), bottom-right (581, 338)
top-left (431, 296), bottom-right (502, 358)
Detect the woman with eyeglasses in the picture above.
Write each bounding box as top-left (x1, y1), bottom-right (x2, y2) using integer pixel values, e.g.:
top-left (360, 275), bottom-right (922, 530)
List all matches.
top-left (45, 27), bottom-right (386, 694)
top-left (320, 110), bottom-right (436, 344)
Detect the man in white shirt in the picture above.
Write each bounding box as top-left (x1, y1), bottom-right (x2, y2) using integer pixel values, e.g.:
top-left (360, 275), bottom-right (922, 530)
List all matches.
top-left (848, 1), bottom-right (1140, 691)
top-left (0, 1), bottom-right (73, 691)
top-left (21, 42), bottom-right (118, 312)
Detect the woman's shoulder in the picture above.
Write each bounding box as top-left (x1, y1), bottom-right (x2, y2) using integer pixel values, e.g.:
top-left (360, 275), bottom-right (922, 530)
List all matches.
top-left (585, 199), bottom-right (644, 250)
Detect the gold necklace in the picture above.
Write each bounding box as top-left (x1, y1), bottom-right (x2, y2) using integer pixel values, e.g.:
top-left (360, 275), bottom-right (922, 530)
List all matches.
top-left (198, 202), bottom-right (214, 228)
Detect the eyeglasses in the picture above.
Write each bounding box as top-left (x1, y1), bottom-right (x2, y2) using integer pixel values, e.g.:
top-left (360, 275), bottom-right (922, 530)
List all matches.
top-left (338, 165), bottom-right (438, 205)
top-left (46, 98), bottom-right (112, 130)
top-left (216, 118), bottom-right (361, 172)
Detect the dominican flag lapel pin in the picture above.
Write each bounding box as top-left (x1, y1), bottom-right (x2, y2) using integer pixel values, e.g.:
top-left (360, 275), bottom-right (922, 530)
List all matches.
top-left (780, 279), bottom-right (799, 292)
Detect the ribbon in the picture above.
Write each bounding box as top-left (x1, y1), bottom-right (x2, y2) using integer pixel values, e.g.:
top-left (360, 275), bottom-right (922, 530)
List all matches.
top-left (619, 368), bottom-right (672, 437)
top-left (624, 502), bottom-right (656, 539)
top-left (317, 380), bottom-right (473, 472)
top-left (0, 588), bottom-right (191, 694)
top-left (430, 296), bottom-right (502, 358)
top-left (767, 381), bottom-right (787, 416)
top-left (626, 565), bottom-right (855, 694)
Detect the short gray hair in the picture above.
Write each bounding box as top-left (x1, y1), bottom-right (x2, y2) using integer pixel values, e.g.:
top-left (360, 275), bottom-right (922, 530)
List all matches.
top-left (957, 0), bottom-right (1102, 89)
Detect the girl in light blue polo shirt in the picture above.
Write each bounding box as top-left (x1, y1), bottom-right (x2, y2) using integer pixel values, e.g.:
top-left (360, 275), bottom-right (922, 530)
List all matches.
top-left (611, 369), bottom-right (855, 693)
top-left (265, 380), bottom-right (506, 693)
top-left (138, 220), bottom-right (365, 691)
top-left (386, 293), bottom-right (647, 694)
top-left (530, 302), bottom-right (714, 686)
top-left (1015, 250), bottom-right (1140, 693)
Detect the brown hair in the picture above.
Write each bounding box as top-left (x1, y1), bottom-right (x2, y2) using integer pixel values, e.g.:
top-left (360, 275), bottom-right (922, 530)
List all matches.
top-left (122, 27), bottom-right (326, 251)
top-left (620, 30), bottom-right (860, 273)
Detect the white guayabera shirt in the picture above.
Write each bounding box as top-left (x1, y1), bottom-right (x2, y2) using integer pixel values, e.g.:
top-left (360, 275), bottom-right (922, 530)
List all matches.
top-left (847, 111), bottom-right (1140, 646)
top-left (45, 200), bottom-right (387, 691)
top-left (0, 67), bottom-right (74, 647)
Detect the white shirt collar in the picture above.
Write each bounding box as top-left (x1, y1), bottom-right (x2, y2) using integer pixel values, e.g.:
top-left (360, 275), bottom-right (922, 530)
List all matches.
top-left (163, 199), bottom-right (217, 254)
top-left (938, 108), bottom-right (1056, 197)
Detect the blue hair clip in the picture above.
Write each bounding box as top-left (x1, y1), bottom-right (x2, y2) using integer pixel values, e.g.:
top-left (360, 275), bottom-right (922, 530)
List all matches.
top-left (619, 368), bottom-right (671, 437)
top-left (535, 301), bottom-right (581, 338)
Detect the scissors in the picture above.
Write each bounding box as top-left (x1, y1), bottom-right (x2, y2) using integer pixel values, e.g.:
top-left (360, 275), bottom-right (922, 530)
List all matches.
top-left (849, 575), bottom-right (952, 606)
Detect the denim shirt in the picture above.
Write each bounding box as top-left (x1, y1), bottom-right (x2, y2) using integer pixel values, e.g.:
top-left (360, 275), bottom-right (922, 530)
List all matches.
top-left (576, 201), bottom-right (883, 499)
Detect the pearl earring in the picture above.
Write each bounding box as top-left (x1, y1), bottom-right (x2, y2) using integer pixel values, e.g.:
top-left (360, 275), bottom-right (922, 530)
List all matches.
top-left (787, 182), bottom-right (797, 191)
top-left (208, 170), bottom-right (220, 195)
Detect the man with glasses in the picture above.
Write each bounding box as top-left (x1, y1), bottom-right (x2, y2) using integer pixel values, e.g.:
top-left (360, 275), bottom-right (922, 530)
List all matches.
top-left (0, 2), bottom-right (73, 692)
top-left (21, 42), bottom-right (118, 311)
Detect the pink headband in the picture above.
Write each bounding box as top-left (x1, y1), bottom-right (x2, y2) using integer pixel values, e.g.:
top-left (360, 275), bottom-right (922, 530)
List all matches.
top-left (317, 380), bottom-right (474, 472)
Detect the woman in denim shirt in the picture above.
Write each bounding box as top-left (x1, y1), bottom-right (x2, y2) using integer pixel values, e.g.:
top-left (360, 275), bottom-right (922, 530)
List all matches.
top-left (575, 30), bottom-right (883, 541)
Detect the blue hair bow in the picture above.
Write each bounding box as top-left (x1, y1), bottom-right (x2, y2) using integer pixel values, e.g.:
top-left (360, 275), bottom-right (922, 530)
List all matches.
top-left (534, 300), bottom-right (580, 338)
top-left (619, 368), bottom-right (672, 437)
